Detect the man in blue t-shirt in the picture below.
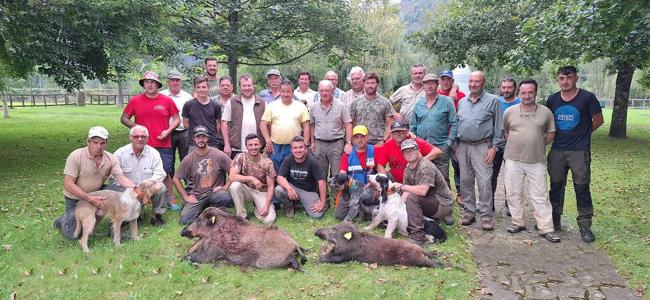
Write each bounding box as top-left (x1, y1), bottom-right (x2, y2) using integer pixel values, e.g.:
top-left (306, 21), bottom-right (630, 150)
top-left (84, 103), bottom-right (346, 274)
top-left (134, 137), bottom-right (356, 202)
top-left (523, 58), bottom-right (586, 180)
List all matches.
top-left (492, 77), bottom-right (521, 214)
top-left (545, 66), bottom-right (604, 243)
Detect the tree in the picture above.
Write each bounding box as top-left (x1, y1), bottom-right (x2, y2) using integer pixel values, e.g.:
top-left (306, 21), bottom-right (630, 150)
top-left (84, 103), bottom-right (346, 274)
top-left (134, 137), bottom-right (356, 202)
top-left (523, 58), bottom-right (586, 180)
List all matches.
top-left (177, 0), bottom-right (363, 90)
top-left (0, 0), bottom-right (178, 92)
top-left (414, 0), bottom-right (650, 138)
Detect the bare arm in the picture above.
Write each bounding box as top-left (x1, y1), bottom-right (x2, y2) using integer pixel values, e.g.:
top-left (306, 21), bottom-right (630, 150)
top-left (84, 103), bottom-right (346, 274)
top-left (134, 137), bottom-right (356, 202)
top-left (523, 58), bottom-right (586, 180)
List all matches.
top-left (592, 113), bottom-right (604, 132)
top-left (221, 120), bottom-right (232, 156)
top-left (183, 117), bottom-right (190, 131)
top-left (120, 112), bottom-right (136, 128)
top-left (544, 132), bottom-right (556, 145)
top-left (169, 114), bottom-right (181, 131)
top-left (173, 175), bottom-right (195, 203)
top-left (302, 121), bottom-right (310, 143)
top-left (114, 174), bottom-right (135, 189)
top-left (260, 120), bottom-right (273, 154)
top-left (383, 115), bottom-right (395, 142)
top-left (343, 122), bottom-right (353, 154)
top-left (399, 183), bottom-right (430, 197)
top-left (423, 145), bottom-right (443, 161)
top-left (63, 175), bottom-right (105, 208)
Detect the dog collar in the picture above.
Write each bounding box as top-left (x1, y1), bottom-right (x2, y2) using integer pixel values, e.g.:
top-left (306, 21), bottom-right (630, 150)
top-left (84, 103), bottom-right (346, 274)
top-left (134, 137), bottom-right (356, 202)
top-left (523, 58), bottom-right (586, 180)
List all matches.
top-left (347, 178), bottom-right (359, 191)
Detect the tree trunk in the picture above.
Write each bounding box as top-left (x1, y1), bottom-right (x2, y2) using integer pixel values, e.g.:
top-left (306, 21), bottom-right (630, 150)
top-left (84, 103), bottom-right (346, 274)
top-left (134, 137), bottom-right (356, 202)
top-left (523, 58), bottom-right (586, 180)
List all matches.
top-left (2, 93), bottom-right (9, 119)
top-left (608, 63), bottom-right (635, 138)
top-left (228, 54), bottom-right (238, 93)
top-left (116, 80), bottom-right (124, 107)
top-left (227, 9), bottom-right (239, 93)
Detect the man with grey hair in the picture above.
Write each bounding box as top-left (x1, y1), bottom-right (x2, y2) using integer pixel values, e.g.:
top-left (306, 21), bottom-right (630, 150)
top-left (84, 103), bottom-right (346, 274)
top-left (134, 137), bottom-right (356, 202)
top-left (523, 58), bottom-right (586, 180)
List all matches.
top-left (340, 66), bottom-right (365, 108)
top-left (390, 64), bottom-right (426, 124)
top-left (309, 79), bottom-right (353, 177)
top-left (54, 126), bottom-right (135, 239)
top-left (313, 71), bottom-right (344, 103)
top-left (109, 125), bottom-right (168, 226)
top-left (258, 69), bottom-right (283, 103)
top-left (457, 71), bottom-right (504, 231)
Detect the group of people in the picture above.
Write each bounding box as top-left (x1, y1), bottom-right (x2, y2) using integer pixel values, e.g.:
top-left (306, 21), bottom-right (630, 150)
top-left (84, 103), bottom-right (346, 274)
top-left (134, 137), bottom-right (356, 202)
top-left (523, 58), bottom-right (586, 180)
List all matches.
top-left (54, 58), bottom-right (603, 247)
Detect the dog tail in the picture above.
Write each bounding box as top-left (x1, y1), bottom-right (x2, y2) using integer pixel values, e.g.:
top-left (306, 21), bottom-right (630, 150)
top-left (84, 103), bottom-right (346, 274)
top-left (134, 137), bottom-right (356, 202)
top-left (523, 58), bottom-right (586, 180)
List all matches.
top-left (73, 218), bottom-right (81, 238)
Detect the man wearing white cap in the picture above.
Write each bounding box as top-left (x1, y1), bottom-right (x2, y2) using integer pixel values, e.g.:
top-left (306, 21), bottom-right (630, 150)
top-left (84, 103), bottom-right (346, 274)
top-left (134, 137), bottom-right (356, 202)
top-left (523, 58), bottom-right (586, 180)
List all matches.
top-left (121, 70), bottom-right (181, 212)
top-left (53, 127), bottom-right (135, 240)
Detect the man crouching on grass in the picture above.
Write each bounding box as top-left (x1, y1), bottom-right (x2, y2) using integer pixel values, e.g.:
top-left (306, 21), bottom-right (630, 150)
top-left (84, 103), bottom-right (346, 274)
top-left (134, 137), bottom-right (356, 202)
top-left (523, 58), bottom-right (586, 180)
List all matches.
top-left (54, 126), bottom-right (135, 240)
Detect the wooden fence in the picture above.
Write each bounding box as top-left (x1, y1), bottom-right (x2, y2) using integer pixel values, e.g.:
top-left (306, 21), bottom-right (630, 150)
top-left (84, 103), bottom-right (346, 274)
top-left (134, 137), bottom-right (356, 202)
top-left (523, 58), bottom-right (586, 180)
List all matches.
top-left (1, 92), bottom-right (135, 108)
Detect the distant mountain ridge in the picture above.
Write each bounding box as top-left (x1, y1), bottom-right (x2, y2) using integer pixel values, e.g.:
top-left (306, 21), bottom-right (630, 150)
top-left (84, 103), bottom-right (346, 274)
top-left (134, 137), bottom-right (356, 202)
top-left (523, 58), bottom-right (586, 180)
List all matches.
top-left (399, 0), bottom-right (447, 32)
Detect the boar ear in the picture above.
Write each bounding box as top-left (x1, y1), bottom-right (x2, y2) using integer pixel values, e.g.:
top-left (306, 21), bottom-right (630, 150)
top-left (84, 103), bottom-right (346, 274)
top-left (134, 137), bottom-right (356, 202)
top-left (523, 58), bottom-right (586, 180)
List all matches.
top-left (343, 231), bottom-right (353, 240)
top-left (210, 215), bottom-right (217, 225)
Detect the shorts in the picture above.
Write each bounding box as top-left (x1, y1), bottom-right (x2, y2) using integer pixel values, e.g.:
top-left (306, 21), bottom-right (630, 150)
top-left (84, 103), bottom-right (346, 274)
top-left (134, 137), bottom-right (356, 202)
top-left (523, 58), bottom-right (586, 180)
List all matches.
top-left (155, 147), bottom-right (174, 174)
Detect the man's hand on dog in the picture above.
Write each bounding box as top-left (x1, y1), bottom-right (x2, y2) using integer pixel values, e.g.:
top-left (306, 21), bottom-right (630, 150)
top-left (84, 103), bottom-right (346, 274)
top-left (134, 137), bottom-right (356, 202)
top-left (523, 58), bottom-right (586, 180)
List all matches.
top-left (87, 195), bottom-right (106, 210)
top-left (185, 195), bottom-right (198, 204)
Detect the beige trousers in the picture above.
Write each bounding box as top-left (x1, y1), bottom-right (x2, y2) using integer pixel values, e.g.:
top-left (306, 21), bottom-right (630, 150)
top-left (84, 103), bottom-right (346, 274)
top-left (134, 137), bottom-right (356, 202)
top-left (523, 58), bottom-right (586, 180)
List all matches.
top-left (230, 182), bottom-right (276, 224)
top-left (504, 159), bottom-right (554, 234)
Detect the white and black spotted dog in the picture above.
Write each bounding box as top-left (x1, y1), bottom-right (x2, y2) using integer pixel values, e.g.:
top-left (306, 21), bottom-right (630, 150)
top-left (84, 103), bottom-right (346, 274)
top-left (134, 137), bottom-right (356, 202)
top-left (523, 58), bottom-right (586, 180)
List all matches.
top-left (364, 174), bottom-right (447, 243)
top-left (364, 174), bottom-right (408, 238)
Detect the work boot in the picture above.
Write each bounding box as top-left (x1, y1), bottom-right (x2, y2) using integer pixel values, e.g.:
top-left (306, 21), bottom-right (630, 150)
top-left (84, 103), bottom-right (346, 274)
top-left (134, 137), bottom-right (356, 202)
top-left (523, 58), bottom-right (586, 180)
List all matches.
top-left (540, 231), bottom-right (561, 243)
top-left (461, 213), bottom-right (476, 226)
top-left (580, 227), bottom-right (595, 243)
top-left (481, 219), bottom-right (494, 231)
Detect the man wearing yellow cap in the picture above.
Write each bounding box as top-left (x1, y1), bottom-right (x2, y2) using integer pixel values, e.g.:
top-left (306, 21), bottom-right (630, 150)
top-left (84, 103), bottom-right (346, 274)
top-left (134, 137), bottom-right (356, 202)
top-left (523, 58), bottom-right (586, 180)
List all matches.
top-left (338, 125), bottom-right (376, 185)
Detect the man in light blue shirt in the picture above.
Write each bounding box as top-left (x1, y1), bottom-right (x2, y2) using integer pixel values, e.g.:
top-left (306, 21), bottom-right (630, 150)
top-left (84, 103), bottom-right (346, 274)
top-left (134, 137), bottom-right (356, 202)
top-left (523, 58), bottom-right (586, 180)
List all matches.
top-left (410, 73), bottom-right (458, 191)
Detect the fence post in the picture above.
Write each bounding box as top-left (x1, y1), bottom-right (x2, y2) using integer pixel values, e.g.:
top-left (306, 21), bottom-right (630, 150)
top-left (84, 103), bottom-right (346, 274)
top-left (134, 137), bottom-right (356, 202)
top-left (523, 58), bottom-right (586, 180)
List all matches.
top-left (43, 95), bottom-right (47, 107)
top-left (77, 91), bottom-right (86, 106)
top-left (31, 94), bottom-right (36, 106)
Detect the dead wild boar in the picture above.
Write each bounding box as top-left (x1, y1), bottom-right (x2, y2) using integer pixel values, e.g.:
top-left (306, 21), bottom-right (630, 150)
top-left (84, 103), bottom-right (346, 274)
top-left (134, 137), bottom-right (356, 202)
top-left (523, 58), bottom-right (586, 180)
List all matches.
top-left (314, 222), bottom-right (445, 268)
top-left (180, 207), bottom-right (307, 270)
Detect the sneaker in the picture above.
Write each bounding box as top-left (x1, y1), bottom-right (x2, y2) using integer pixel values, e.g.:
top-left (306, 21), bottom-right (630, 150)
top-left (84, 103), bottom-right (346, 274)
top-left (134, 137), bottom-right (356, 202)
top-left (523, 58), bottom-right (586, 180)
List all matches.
top-left (461, 214), bottom-right (476, 226)
top-left (580, 228), bottom-right (595, 243)
top-left (150, 214), bottom-right (165, 227)
top-left (169, 203), bottom-right (181, 211)
top-left (442, 215), bottom-right (454, 226)
top-left (481, 219), bottom-right (494, 231)
top-left (506, 224), bottom-right (526, 234)
top-left (540, 231), bottom-right (561, 243)
top-left (285, 205), bottom-right (295, 218)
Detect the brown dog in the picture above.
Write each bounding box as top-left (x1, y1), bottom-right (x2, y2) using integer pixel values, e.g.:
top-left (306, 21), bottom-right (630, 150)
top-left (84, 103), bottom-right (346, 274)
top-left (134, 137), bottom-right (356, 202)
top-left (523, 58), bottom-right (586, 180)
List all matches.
top-left (180, 207), bottom-right (307, 270)
top-left (315, 222), bottom-right (446, 267)
top-left (73, 179), bottom-right (162, 252)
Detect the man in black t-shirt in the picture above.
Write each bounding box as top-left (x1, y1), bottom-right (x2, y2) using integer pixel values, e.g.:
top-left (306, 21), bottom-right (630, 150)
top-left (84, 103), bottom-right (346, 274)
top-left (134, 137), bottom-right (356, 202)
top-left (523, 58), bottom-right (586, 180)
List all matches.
top-left (275, 136), bottom-right (327, 219)
top-left (545, 66), bottom-right (604, 243)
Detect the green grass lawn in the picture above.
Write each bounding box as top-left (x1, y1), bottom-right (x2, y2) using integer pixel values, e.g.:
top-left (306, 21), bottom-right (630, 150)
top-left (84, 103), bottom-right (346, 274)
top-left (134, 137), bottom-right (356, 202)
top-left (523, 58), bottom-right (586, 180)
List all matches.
top-left (0, 106), bottom-right (648, 299)
top-left (0, 106), bottom-right (476, 299)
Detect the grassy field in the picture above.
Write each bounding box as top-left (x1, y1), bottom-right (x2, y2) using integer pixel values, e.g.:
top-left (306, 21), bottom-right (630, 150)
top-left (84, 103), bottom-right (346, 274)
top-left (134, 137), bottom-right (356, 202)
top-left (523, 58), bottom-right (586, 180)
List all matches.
top-left (0, 106), bottom-right (648, 299)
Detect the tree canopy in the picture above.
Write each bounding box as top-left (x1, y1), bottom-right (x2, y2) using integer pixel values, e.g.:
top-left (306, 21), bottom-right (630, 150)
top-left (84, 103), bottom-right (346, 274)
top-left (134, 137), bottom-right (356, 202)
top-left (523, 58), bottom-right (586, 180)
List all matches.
top-left (177, 0), bottom-right (363, 90)
top-left (414, 0), bottom-right (650, 138)
top-left (0, 0), bottom-right (177, 91)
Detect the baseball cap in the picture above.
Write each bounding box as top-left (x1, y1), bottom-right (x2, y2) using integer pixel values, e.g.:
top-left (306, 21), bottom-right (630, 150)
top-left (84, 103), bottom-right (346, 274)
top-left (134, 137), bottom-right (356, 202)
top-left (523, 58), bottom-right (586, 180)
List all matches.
top-left (167, 70), bottom-right (182, 80)
top-left (266, 69), bottom-right (281, 77)
top-left (423, 73), bottom-right (439, 82)
top-left (193, 126), bottom-right (209, 137)
top-left (390, 120), bottom-right (409, 131)
top-left (439, 70), bottom-right (454, 78)
top-left (139, 71), bottom-right (162, 88)
top-left (400, 139), bottom-right (418, 151)
top-left (352, 125), bottom-right (368, 136)
top-left (88, 126), bottom-right (109, 140)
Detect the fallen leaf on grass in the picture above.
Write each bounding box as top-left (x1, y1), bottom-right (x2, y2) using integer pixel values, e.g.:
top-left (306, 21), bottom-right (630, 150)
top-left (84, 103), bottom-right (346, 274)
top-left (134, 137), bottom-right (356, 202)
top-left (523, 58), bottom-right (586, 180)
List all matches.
top-left (126, 281), bottom-right (133, 286)
top-left (175, 291), bottom-right (183, 296)
top-left (10, 292), bottom-right (17, 300)
top-left (3, 244), bottom-right (12, 251)
top-left (152, 267), bottom-right (160, 275)
top-left (57, 268), bottom-right (66, 276)
top-left (23, 269), bottom-right (32, 276)
top-left (201, 277), bottom-right (209, 284)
